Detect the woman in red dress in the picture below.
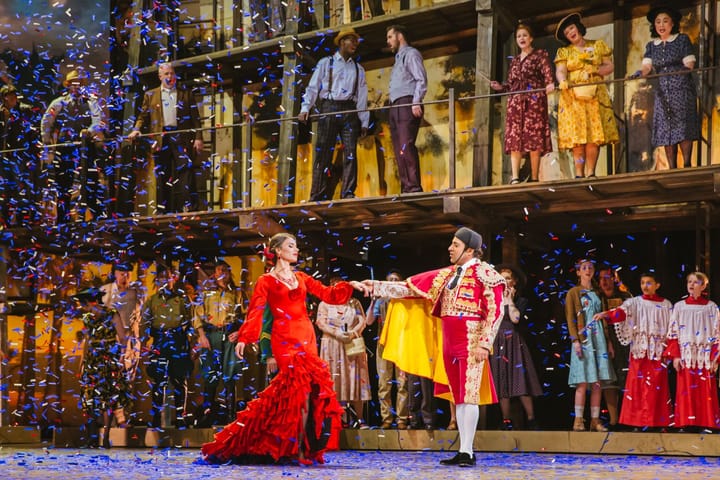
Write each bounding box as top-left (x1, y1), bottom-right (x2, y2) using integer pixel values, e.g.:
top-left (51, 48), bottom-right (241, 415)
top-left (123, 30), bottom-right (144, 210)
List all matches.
top-left (201, 232), bottom-right (369, 465)
top-left (490, 22), bottom-right (555, 184)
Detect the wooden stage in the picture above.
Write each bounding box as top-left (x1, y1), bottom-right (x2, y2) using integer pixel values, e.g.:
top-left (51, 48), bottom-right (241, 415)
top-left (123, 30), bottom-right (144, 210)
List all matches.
top-left (3, 425), bottom-right (720, 457)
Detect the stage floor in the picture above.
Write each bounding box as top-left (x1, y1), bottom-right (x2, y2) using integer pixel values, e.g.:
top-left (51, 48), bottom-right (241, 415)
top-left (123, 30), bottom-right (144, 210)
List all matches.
top-left (0, 448), bottom-right (719, 479)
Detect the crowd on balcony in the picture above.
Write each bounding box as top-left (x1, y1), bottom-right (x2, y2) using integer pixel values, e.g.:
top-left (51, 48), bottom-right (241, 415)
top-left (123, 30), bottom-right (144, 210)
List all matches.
top-left (0, 5), bottom-right (705, 228)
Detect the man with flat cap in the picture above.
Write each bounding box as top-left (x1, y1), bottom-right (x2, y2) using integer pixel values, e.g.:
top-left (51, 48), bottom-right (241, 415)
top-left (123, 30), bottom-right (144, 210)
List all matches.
top-left (299, 28), bottom-right (369, 201)
top-left (364, 227), bottom-right (506, 467)
top-left (41, 69), bottom-right (106, 223)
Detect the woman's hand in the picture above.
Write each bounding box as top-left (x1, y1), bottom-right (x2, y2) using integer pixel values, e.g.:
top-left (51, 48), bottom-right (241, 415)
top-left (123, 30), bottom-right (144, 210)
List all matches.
top-left (266, 356), bottom-right (278, 376)
top-left (235, 341), bottom-right (246, 360)
top-left (545, 83), bottom-right (555, 93)
top-left (573, 340), bottom-right (584, 359)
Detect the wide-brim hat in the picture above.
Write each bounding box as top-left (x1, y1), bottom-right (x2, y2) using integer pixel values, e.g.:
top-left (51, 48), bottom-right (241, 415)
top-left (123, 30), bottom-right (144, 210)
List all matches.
top-left (334, 28), bottom-right (361, 46)
top-left (112, 261), bottom-right (132, 272)
top-left (555, 12), bottom-right (583, 43)
top-left (646, 4), bottom-right (682, 25)
top-left (494, 263), bottom-right (527, 290)
top-left (63, 69), bottom-right (87, 87)
top-left (73, 287), bottom-right (104, 303)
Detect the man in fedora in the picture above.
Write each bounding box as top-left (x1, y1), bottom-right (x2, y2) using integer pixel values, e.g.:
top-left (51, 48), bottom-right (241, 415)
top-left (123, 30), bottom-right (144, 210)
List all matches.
top-left (299, 28), bottom-right (368, 201)
top-left (41, 69), bottom-right (106, 224)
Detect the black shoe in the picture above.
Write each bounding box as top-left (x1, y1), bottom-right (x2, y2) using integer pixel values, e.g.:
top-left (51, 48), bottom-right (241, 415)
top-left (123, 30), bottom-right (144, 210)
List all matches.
top-left (526, 418), bottom-right (539, 430)
top-left (458, 452), bottom-right (476, 467)
top-left (439, 452), bottom-right (476, 466)
top-left (500, 419), bottom-right (513, 431)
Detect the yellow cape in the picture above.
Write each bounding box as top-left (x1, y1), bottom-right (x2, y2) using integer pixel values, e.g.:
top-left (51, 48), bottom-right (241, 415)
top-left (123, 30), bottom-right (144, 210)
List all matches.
top-left (380, 298), bottom-right (496, 404)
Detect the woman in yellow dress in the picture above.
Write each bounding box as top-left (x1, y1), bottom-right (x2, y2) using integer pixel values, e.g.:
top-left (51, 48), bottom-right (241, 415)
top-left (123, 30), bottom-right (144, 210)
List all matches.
top-left (554, 13), bottom-right (619, 178)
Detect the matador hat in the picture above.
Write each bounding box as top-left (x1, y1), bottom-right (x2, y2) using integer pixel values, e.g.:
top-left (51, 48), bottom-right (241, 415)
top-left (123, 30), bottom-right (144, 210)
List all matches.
top-left (334, 28), bottom-right (361, 46)
top-left (454, 227), bottom-right (482, 251)
top-left (555, 12), bottom-right (583, 44)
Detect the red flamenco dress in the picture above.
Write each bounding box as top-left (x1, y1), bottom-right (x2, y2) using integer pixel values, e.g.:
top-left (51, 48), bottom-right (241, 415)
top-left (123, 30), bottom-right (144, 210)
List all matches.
top-left (201, 271), bottom-right (352, 464)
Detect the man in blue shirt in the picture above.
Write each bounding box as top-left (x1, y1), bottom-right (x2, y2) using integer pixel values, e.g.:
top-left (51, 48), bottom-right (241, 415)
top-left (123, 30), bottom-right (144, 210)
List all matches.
top-left (300, 28), bottom-right (369, 201)
top-left (386, 24), bottom-right (427, 194)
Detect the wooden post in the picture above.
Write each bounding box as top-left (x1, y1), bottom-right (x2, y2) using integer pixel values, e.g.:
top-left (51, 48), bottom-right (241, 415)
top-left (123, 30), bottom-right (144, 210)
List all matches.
top-left (276, 4), bottom-right (301, 204)
top-left (472, 0), bottom-right (497, 187)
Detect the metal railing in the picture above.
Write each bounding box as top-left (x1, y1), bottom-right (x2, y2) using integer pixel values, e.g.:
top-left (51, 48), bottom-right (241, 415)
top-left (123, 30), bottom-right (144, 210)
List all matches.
top-left (1, 66), bottom-right (715, 215)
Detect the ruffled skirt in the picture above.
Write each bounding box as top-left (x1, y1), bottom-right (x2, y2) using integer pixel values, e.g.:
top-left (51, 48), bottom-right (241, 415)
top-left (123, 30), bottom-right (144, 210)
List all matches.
top-left (201, 351), bottom-right (344, 464)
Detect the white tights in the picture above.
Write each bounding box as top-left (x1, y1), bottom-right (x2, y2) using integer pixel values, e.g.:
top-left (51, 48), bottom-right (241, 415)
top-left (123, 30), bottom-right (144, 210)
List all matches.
top-left (455, 403), bottom-right (478, 454)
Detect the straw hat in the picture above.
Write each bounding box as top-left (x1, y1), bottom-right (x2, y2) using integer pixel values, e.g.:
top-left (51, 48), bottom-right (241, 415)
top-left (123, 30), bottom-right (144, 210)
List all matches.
top-left (63, 69), bottom-right (87, 87)
top-left (334, 28), bottom-right (360, 46)
top-left (555, 12), bottom-right (583, 43)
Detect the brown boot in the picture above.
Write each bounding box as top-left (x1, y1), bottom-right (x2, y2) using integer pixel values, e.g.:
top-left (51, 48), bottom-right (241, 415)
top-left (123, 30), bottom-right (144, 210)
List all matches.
top-left (590, 418), bottom-right (608, 432)
top-left (573, 417), bottom-right (586, 431)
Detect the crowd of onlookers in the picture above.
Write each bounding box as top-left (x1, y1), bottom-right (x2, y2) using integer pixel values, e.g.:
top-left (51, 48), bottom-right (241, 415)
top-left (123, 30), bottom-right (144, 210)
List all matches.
top-left (54, 253), bottom-right (716, 448)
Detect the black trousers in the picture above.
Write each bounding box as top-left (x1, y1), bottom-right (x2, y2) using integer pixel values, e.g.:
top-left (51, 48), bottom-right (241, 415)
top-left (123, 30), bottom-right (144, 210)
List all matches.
top-left (309, 100), bottom-right (360, 201)
top-left (154, 133), bottom-right (196, 213)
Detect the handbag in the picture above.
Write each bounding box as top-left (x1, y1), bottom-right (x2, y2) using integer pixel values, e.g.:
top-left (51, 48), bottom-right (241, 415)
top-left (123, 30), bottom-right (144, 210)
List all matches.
top-left (572, 69), bottom-right (597, 100)
top-left (344, 335), bottom-right (366, 358)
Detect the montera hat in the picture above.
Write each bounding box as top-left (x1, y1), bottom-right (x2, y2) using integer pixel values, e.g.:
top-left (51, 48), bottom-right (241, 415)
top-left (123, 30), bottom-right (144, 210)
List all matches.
top-left (454, 227), bottom-right (482, 251)
top-left (334, 28), bottom-right (361, 46)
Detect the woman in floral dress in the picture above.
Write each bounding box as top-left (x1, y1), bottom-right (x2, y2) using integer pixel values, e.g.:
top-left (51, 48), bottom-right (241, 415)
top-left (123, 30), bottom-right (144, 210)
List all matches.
top-left (630, 5), bottom-right (698, 168)
top-left (316, 278), bottom-right (372, 428)
top-left (491, 23), bottom-right (555, 184)
top-left (77, 288), bottom-right (132, 448)
top-left (554, 13), bottom-right (619, 178)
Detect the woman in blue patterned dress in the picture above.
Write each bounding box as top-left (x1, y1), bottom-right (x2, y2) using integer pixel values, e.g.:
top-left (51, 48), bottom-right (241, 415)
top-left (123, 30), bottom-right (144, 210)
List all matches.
top-left (631, 5), bottom-right (698, 168)
top-left (564, 259), bottom-right (616, 432)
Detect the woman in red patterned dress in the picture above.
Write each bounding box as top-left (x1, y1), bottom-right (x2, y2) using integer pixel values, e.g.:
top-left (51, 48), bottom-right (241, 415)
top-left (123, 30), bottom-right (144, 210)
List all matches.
top-left (201, 232), bottom-right (370, 465)
top-left (490, 23), bottom-right (555, 184)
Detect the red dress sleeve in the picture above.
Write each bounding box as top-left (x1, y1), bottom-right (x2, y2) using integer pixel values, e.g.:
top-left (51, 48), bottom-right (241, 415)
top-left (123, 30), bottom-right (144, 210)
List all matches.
top-left (238, 275), bottom-right (269, 344)
top-left (299, 272), bottom-right (354, 305)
